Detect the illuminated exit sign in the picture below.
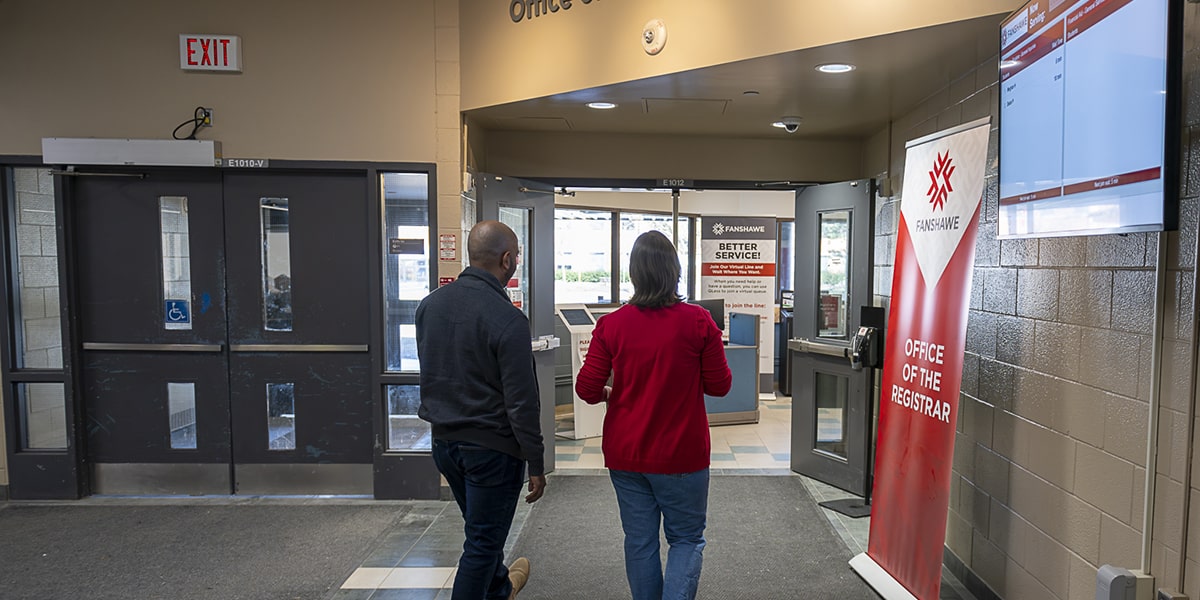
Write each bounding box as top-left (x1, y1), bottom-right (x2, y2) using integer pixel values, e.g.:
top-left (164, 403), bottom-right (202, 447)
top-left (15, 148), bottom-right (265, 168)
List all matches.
top-left (179, 34), bottom-right (242, 72)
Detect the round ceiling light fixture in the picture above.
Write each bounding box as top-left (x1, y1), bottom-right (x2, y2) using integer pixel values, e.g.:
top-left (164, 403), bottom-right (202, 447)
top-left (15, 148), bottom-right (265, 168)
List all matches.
top-left (815, 63), bottom-right (856, 74)
top-left (587, 102), bottom-right (618, 110)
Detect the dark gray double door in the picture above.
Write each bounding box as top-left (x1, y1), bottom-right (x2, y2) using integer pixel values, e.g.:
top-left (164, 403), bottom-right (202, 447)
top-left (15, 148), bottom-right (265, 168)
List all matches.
top-left (75, 169), bottom-right (372, 495)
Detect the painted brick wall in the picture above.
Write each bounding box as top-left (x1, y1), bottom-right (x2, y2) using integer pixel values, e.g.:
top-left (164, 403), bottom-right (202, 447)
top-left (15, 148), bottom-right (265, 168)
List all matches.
top-left (868, 6), bottom-right (1200, 598)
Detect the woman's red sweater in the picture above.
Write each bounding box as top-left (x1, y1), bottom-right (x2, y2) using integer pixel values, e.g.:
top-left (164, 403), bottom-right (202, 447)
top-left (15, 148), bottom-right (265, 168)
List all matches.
top-left (575, 302), bottom-right (732, 474)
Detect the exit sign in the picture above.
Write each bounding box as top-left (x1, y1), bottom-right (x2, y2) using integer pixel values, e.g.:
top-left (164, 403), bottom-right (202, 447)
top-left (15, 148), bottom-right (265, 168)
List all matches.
top-left (180, 34), bottom-right (242, 72)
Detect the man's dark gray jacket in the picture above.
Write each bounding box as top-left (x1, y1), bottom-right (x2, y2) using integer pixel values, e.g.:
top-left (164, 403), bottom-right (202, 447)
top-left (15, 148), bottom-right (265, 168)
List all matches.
top-left (416, 266), bottom-right (544, 476)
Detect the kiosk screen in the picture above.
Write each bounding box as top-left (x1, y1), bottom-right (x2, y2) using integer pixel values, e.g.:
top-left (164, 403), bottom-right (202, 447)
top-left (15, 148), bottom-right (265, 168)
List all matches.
top-left (560, 309), bottom-right (594, 326)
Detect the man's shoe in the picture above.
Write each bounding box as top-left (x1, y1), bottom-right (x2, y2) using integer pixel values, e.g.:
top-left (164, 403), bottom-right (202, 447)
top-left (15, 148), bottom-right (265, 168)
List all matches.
top-left (508, 557), bottom-right (531, 599)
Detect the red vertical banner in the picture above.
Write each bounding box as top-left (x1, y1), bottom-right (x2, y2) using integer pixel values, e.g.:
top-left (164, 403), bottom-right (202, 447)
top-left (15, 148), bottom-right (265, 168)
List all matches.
top-left (850, 118), bottom-right (992, 600)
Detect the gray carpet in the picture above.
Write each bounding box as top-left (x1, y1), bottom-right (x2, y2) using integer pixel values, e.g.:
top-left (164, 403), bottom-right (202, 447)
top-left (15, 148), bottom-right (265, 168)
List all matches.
top-left (0, 503), bottom-right (406, 600)
top-left (511, 475), bottom-right (877, 599)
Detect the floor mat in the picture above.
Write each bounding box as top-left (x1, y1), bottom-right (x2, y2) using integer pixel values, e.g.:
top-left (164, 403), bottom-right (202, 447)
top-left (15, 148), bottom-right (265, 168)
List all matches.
top-left (510, 474), bottom-right (877, 599)
top-left (0, 502), bottom-right (406, 600)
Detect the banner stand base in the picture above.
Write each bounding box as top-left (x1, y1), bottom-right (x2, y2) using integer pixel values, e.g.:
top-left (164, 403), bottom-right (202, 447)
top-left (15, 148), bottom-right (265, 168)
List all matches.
top-left (819, 497), bottom-right (871, 518)
top-left (850, 553), bottom-right (918, 600)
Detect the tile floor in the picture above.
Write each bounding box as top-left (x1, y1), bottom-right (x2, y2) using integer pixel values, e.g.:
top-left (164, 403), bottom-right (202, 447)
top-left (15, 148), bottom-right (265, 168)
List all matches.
top-left (335, 394), bottom-right (979, 599)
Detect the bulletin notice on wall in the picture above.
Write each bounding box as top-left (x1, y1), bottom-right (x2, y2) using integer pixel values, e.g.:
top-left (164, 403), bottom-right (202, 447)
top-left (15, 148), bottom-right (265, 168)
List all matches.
top-left (700, 216), bottom-right (776, 376)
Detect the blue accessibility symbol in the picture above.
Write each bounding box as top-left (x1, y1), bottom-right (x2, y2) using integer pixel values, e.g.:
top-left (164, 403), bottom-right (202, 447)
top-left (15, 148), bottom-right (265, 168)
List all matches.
top-left (165, 299), bottom-right (191, 324)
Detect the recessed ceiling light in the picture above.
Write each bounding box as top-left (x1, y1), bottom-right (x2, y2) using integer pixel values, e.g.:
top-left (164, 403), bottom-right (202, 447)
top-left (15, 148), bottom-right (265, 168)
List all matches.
top-left (743, 90), bottom-right (760, 96)
top-left (587, 102), bottom-right (617, 109)
top-left (815, 63), bottom-right (856, 74)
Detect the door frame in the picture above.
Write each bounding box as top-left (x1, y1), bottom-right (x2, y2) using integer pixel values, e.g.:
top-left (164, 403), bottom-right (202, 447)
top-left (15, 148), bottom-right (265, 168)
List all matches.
top-left (0, 157), bottom-right (441, 499)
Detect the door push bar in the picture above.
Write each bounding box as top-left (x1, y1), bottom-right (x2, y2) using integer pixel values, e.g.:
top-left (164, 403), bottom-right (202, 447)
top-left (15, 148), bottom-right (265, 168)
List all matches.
top-left (531, 335), bottom-right (560, 353)
top-left (229, 344), bottom-right (368, 352)
top-left (83, 342), bottom-right (223, 352)
top-left (788, 337), bottom-right (849, 359)
top-left (788, 327), bottom-right (883, 371)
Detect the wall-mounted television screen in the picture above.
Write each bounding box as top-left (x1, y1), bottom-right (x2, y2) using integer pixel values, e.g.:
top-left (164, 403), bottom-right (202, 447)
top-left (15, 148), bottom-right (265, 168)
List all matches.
top-left (998, 0), bottom-right (1180, 239)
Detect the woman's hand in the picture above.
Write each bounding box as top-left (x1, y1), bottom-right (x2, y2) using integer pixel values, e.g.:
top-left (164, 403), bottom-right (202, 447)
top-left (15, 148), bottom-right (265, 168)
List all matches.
top-left (603, 386), bottom-right (612, 402)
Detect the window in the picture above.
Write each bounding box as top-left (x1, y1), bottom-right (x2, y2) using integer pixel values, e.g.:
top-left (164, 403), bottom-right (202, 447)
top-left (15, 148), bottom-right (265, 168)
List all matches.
top-left (554, 209), bottom-right (613, 304)
top-left (382, 173), bottom-right (431, 372)
top-left (618, 212), bottom-right (688, 302)
top-left (778, 220), bottom-right (795, 300)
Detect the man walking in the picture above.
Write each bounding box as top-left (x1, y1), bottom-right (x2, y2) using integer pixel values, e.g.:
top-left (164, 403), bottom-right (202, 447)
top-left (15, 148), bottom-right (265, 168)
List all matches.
top-left (417, 220), bottom-right (546, 600)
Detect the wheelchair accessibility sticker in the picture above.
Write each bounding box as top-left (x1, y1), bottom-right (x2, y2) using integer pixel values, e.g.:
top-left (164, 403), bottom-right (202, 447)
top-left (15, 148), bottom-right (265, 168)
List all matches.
top-left (165, 299), bottom-right (191, 328)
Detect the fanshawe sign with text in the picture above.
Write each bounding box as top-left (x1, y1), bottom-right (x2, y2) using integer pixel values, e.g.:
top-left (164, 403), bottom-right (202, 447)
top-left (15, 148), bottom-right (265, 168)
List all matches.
top-left (850, 117), bottom-right (991, 600)
top-left (180, 34), bottom-right (242, 72)
top-left (700, 216), bottom-right (775, 376)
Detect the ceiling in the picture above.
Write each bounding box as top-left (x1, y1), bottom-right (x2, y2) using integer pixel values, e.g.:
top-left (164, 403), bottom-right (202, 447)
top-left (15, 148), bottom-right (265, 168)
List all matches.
top-left (465, 14), bottom-right (1006, 140)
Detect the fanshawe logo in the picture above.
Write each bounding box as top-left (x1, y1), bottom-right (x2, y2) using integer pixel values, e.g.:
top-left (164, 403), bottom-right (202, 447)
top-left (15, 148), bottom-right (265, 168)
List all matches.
top-left (927, 151), bottom-right (955, 212)
top-left (711, 222), bottom-right (766, 236)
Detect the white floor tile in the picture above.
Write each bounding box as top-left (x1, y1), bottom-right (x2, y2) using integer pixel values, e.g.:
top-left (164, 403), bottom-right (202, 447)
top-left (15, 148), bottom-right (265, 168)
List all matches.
top-left (380, 567), bottom-right (457, 589)
top-left (341, 567), bottom-right (392, 589)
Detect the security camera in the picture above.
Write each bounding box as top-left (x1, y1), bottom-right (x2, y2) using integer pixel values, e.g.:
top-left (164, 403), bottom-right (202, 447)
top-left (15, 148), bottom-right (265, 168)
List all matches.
top-left (774, 116), bottom-right (802, 134)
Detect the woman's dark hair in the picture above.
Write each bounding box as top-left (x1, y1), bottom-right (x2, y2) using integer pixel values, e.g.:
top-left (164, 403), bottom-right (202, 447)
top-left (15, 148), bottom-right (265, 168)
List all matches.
top-left (628, 230), bottom-right (682, 308)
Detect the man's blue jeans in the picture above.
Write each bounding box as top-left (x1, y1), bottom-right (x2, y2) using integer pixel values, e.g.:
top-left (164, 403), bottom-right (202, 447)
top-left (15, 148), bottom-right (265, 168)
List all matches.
top-left (433, 440), bottom-right (526, 600)
top-left (609, 468), bottom-right (710, 600)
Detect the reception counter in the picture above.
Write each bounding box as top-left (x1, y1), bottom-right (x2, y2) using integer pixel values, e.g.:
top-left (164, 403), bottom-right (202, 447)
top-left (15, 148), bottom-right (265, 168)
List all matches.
top-left (705, 312), bottom-right (760, 426)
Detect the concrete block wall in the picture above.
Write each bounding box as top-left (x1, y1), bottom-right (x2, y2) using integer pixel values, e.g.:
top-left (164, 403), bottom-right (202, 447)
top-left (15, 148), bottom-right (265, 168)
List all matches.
top-left (869, 6), bottom-right (1200, 598)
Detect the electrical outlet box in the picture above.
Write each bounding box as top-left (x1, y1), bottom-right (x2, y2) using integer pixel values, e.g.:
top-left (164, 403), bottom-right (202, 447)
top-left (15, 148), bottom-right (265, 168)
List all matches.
top-left (201, 108), bottom-right (213, 127)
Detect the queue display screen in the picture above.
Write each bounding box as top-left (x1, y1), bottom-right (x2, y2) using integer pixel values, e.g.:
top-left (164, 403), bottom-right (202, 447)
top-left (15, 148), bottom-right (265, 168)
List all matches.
top-left (998, 0), bottom-right (1179, 238)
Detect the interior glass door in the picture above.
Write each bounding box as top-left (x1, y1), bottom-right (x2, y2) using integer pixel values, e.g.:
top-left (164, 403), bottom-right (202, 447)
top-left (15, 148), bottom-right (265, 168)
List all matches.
top-left (790, 179), bottom-right (875, 497)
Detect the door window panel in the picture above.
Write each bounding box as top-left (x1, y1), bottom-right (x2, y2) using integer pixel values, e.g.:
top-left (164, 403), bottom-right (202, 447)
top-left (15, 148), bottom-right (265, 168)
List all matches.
top-left (267, 382), bottom-right (296, 450)
top-left (554, 209), bottom-right (612, 304)
top-left (260, 198), bottom-right (293, 332)
top-left (12, 168), bottom-right (62, 368)
top-left (499, 206), bottom-right (531, 317)
top-left (160, 197), bottom-right (193, 331)
top-left (386, 385), bottom-right (431, 451)
top-left (167, 382), bottom-right (197, 450)
top-left (19, 382), bottom-right (66, 450)
top-left (814, 372), bottom-right (848, 459)
top-left (817, 211), bottom-right (850, 339)
top-left (382, 173), bottom-right (430, 372)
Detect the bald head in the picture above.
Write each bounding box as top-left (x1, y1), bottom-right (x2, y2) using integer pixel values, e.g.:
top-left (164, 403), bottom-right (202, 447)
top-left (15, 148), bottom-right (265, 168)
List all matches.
top-left (468, 220), bottom-right (520, 283)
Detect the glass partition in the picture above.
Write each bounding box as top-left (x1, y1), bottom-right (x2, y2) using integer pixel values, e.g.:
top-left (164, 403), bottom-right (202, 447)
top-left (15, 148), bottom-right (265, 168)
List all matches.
top-left (266, 382), bottom-right (296, 450)
top-left (618, 212), bottom-right (687, 302)
top-left (817, 211), bottom-right (850, 339)
top-left (160, 196), bottom-right (193, 331)
top-left (382, 173), bottom-right (431, 373)
top-left (778, 220), bottom-right (795, 300)
top-left (814, 372), bottom-right (848, 459)
top-left (167, 382), bottom-right (197, 450)
top-left (386, 385), bottom-right (431, 451)
top-left (554, 209), bottom-right (612, 304)
top-left (19, 382), bottom-right (66, 450)
top-left (13, 167), bottom-right (63, 368)
top-left (260, 198), bottom-right (292, 332)
top-left (499, 206), bottom-right (531, 317)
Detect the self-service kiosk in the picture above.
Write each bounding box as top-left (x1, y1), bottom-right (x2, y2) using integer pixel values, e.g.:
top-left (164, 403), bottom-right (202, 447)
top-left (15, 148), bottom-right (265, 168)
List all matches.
top-left (555, 304), bottom-right (606, 439)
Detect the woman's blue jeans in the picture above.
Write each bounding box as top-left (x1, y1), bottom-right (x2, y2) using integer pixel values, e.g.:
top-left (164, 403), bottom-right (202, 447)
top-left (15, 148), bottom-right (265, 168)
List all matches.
top-left (433, 440), bottom-right (526, 600)
top-left (609, 468), bottom-right (710, 600)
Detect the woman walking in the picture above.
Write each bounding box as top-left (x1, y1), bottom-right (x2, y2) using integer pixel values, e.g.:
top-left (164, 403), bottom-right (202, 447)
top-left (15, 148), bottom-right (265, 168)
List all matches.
top-left (575, 230), bottom-right (732, 600)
